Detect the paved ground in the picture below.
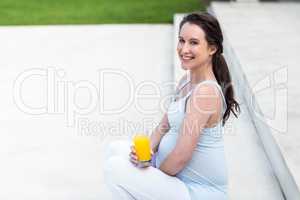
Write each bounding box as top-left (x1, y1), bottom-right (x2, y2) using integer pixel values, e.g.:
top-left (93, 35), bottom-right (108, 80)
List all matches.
top-left (211, 2), bottom-right (300, 198)
top-left (0, 25), bottom-right (173, 199)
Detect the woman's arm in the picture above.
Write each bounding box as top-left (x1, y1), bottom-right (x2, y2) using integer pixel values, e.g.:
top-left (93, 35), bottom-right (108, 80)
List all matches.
top-left (150, 113), bottom-right (170, 153)
top-left (159, 84), bottom-right (218, 176)
top-left (150, 73), bottom-right (189, 153)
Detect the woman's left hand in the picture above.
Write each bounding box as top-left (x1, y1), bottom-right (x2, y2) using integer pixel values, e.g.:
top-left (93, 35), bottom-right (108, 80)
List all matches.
top-left (129, 146), bottom-right (154, 168)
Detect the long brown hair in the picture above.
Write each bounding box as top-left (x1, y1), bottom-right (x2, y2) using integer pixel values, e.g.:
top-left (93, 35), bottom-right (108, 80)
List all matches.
top-left (179, 12), bottom-right (240, 126)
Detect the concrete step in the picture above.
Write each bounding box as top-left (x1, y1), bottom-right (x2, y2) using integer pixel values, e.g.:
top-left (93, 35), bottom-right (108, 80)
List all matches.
top-left (210, 2), bottom-right (300, 199)
top-left (0, 24), bottom-right (173, 200)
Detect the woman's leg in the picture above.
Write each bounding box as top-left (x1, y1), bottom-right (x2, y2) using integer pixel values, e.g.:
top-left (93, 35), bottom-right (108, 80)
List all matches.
top-left (103, 139), bottom-right (132, 161)
top-left (102, 140), bottom-right (191, 200)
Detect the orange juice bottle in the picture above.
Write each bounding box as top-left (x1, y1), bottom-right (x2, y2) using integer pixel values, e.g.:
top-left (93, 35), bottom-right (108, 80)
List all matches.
top-left (133, 134), bottom-right (152, 167)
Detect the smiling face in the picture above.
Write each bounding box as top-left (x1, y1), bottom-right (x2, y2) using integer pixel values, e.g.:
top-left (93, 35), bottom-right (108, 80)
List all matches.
top-left (177, 22), bottom-right (216, 70)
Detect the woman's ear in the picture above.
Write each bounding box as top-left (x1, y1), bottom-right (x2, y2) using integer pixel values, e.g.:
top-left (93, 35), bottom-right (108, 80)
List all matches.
top-left (209, 45), bottom-right (217, 56)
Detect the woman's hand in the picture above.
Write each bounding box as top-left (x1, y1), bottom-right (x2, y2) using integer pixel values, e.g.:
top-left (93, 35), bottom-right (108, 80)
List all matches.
top-left (129, 145), bottom-right (154, 168)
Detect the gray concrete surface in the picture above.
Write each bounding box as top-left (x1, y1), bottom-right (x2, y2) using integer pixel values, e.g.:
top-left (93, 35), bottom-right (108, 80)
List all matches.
top-left (2, 6), bottom-right (299, 198)
top-left (211, 2), bottom-right (300, 199)
top-left (0, 25), bottom-right (173, 199)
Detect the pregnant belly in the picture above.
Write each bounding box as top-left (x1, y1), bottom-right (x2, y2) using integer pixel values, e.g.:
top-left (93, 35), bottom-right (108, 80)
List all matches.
top-left (156, 130), bottom-right (228, 187)
top-left (155, 130), bottom-right (178, 168)
top-left (177, 147), bottom-right (228, 187)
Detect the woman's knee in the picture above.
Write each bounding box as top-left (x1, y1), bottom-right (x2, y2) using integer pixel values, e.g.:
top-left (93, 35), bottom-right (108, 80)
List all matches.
top-left (104, 140), bottom-right (131, 158)
top-left (103, 155), bottom-right (134, 185)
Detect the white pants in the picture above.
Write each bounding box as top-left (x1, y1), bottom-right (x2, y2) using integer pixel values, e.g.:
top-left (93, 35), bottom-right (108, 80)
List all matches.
top-left (102, 140), bottom-right (191, 200)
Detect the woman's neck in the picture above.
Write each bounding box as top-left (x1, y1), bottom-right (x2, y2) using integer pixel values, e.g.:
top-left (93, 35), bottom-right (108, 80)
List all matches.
top-left (188, 63), bottom-right (216, 85)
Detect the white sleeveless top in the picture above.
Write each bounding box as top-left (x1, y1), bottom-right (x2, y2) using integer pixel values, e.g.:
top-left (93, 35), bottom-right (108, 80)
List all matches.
top-left (168, 78), bottom-right (227, 134)
top-left (155, 78), bottom-right (229, 199)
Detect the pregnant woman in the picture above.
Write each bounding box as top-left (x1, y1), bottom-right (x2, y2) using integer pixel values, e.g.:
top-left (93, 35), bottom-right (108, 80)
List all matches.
top-left (103, 12), bottom-right (240, 200)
